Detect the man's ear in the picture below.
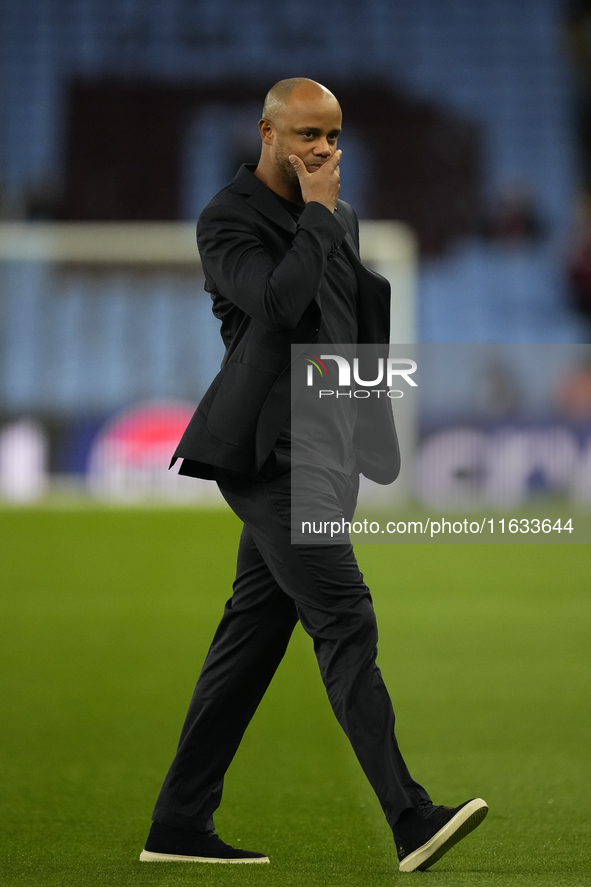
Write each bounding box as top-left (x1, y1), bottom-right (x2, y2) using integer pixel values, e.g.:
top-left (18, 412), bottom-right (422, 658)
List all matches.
top-left (258, 118), bottom-right (274, 145)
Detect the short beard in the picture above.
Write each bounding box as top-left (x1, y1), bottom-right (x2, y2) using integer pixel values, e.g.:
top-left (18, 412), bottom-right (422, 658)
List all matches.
top-left (274, 144), bottom-right (301, 191)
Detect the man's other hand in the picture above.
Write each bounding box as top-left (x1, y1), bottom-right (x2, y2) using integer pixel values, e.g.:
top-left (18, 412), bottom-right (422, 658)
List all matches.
top-left (288, 150), bottom-right (342, 213)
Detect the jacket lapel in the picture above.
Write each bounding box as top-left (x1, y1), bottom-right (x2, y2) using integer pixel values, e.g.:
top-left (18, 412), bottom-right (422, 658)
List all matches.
top-left (233, 164), bottom-right (297, 235)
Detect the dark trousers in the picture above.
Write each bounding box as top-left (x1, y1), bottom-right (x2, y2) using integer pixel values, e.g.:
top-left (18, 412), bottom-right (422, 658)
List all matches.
top-left (152, 465), bottom-right (430, 833)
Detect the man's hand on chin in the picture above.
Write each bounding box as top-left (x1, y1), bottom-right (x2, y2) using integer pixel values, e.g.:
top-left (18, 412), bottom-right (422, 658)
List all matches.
top-left (288, 150), bottom-right (342, 213)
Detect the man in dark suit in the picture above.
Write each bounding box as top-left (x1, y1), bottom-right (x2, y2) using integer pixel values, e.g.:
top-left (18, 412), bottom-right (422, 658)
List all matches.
top-left (140, 78), bottom-right (487, 872)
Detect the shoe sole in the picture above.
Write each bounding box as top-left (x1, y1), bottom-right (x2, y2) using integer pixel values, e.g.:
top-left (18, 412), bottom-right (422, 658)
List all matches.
top-left (139, 850), bottom-right (270, 864)
top-left (398, 798), bottom-right (488, 873)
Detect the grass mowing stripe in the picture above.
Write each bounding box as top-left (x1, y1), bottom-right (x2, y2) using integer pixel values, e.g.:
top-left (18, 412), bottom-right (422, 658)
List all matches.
top-left (1, 511), bottom-right (590, 885)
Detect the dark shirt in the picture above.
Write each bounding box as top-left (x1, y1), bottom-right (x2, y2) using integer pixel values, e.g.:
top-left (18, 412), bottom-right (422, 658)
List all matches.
top-left (273, 194), bottom-right (359, 475)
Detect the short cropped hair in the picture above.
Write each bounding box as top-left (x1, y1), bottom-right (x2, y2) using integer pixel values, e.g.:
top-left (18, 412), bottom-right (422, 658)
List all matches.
top-left (261, 78), bottom-right (333, 122)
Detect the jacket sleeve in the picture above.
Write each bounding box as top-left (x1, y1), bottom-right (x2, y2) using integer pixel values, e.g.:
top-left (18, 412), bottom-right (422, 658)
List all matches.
top-left (197, 200), bottom-right (347, 332)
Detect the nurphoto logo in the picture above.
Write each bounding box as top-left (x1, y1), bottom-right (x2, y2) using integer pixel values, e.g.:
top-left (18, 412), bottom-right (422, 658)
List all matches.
top-left (304, 353), bottom-right (417, 399)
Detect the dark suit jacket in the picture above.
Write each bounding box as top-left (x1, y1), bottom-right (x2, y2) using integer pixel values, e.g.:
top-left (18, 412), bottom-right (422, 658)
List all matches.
top-left (171, 164), bottom-right (400, 484)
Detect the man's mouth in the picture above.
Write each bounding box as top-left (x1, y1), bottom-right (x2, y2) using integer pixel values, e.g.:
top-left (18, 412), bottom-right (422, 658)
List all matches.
top-left (307, 163), bottom-right (324, 172)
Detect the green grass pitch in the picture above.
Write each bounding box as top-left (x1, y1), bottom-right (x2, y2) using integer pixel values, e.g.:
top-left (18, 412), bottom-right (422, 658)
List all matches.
top-left (1, 507), bottom-right (590, 886)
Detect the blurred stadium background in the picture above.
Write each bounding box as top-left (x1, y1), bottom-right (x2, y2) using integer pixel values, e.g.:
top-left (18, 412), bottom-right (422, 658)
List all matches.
top-left (3, 0), bottom-right (591, 505)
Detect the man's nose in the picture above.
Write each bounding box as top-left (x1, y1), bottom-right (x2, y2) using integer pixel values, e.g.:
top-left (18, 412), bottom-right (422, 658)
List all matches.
top-left (313, 138), bottom-right (332, 156)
